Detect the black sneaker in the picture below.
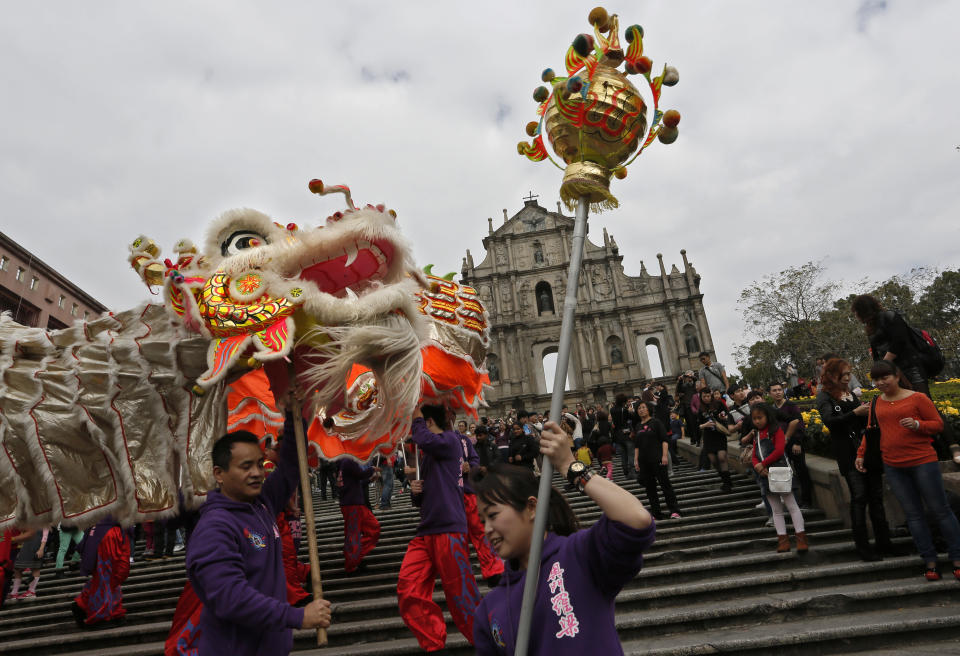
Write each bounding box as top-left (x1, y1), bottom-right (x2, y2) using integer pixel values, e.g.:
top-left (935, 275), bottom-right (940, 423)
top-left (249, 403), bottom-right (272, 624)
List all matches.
top-left (71, 601), bottom-right (86, 628)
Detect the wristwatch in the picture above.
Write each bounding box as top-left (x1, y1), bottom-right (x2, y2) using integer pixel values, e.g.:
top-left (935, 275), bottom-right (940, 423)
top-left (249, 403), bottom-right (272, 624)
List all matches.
top-left (566, 461), bottom-right (595, 493)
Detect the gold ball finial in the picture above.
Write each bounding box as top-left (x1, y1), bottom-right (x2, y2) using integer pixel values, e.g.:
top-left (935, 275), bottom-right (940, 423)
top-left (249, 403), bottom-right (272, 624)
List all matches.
top-left (588, 7), bottom-right (610, 32)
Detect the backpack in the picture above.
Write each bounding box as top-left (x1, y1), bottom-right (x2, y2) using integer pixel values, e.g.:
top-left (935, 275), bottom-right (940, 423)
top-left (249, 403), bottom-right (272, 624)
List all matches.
top-left (896, 312), bottom-right (945, 377)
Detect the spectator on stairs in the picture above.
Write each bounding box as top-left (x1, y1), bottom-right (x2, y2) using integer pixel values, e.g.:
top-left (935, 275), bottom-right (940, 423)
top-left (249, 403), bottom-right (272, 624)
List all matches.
top-left (1, 527), bottom-right (23, 606)
top-left (186, 407), bottom-right (332, 656)
top-left (750, 404), bottom-right (808, 553)
top-left (696, 388), bottom-right (734, 493)
top-left (8, 526), bottom-right (48, 602)
top-left (71, 517), bottom-right (130, 627)
top-left (472, 420), bottom-right (655, 655)
top-left (397, 404), bottom-right (481, 652)
top-left (54, 522), bottom-right (84, 576)
top-left (738, 390), bottom-right (775, 525)
top-left (610, 394), bottom-right (636, 479)
top-left (590, 410), bottom-right (615, 480)
top-left (338, 458), bottom-right (381, 574)
top-left (459, 430), bottom-right (506, 586)
top-left (817, 357), bottom-right (893, 562)
top-left (633, 401), bottom-right (682, 520)
top-left (508, 422), bottom-right (538, 471)
top-left (474, 426), bottom-right (499, 473)
top-left (856, 360), bottom-right (960, 582)
top-left (770, 382), bottom-right (814, 508)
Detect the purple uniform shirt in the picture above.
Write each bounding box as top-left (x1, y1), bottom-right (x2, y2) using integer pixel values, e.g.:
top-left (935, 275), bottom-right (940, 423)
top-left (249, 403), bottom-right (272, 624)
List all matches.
top-left (338, 459), bottom-right (374, 507)
top-left (458, 432), bottom-right (481, 496)
top-left (186, 413), bottom-right (304, 656)
top-left (473, 516), bottom-right (656, 655)
top-left (410, 417), bottom-right (467, 536)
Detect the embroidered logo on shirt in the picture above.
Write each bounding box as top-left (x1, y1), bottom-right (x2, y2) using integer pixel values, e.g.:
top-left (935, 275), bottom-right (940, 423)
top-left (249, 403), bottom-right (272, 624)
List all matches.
top-left (490, 618), bottom-right (506, 648)
top-left (243, 527), bottom-right (266, 550)
top-left (547, 561), bottom-right (580, 639)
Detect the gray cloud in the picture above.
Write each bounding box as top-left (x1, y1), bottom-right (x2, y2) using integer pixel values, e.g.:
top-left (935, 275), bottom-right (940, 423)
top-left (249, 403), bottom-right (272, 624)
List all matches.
top-left (1, 1), bottom-right (958, 379)
top-left (856, 0), bottom-right (888, 32)
top-left (494, 100), bottom-right (512, 126)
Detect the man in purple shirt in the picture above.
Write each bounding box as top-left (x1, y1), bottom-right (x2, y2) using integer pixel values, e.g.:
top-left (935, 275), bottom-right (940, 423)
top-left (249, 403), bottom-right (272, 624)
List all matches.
top-left (397, 404), bottom-right (481, 652)
top-left (186, 410), bottom-right (331, 655)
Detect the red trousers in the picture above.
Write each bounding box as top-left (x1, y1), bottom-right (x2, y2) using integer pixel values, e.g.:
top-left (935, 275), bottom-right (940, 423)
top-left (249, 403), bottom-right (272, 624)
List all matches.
top-left (164, 581), bottom-right (203, 656)
top-left (397, 533), bottom-right (480, 652)
top-left (74, 527), bottom-right (129, 625)
top-left (463, 493), bottom-right (504, 579)
top-left (341, 505), bottom-right (380, 573)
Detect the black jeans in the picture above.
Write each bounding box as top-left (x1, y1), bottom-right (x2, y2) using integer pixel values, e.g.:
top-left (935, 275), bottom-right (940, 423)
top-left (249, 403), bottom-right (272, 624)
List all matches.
top-left (637, 462), bottom-right (679, 516)
top-left (844, 468), bottom-right (890, 547)
top-left (319, 466), bottom-right (338, 499)
top-left (787, 447), bottom-right (813, 507)
top-left (153, 520), bottom-right (178, 557)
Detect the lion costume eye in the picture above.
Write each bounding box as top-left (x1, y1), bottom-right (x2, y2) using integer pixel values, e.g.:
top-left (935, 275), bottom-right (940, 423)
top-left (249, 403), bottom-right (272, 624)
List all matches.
top-left (221, 231), bottom-right (267, 257)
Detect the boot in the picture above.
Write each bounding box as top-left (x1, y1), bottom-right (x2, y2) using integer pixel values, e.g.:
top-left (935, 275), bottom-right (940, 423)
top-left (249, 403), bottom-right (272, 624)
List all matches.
top-left (720, 470), bottom-right (733, 493)
top-left (795, 531), bottom-right (809, 553)
top-left (873, 522), bottom-right (896, 556)
top-left (852, 525), bottom-right (881, 561)
top-left (777, 535), bottom-right (791, 552)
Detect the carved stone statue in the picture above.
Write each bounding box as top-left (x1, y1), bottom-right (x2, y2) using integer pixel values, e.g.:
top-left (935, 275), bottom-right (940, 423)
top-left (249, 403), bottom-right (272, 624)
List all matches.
top-left (488, 359), bottom-right (500, 382)
top-left (538, 288), bottom-right (555, 313)
top-left (610, 344), bottom-right (623, 364)
top-left (685, 329), bottom-right (700, 354)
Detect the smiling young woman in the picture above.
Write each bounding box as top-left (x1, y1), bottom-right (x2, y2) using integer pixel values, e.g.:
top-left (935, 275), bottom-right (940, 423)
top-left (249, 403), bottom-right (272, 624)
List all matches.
top-left (856, 360), bottom-right (960, 581)
top-left (472, 421), bottom-right (654, 655)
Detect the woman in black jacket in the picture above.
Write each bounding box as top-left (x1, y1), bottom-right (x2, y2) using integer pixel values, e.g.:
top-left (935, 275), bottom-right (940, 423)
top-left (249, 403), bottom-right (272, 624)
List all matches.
top-left (633, 402), bottom-right (681, 519)
top-left (816, 358), bottom-right (893, 561)
top-left (851, 294), bottom-right (929, 397)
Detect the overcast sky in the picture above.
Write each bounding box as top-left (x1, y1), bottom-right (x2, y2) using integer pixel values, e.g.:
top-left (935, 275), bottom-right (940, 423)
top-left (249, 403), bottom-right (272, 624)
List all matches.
top-left (2, 1), bottom-right (958, 377)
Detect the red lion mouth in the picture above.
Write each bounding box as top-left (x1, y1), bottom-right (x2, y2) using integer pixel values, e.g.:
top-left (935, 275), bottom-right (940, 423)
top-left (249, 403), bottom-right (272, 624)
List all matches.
top-left (298, 239), bottom-right (396, 295)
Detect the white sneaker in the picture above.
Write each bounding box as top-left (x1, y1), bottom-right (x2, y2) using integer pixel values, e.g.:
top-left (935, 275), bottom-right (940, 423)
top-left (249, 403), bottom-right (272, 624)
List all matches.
top-left (765, 518), bottom-right (774, 527)
top-left (173, 544), bottom-right (184, 553)
top-left (755, 502), bottom-right (765, 509)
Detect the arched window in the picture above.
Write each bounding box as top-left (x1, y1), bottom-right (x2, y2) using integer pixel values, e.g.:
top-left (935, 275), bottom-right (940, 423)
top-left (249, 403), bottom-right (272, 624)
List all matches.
top-left (535, 281), bottom-right (555, 315)
top-left (645, 338), bottom-right (665, 378)
top-left (606, 335), bottom-right (625, 365)
top-left (486, 354), bottom-right (500, 382)
top-left (683, 324), bottom-right (701, 354)
top-left (542, 348), bottom-right (571, 392)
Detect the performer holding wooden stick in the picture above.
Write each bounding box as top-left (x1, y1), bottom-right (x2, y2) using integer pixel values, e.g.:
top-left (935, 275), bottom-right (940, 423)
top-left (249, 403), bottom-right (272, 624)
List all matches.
top-left (185, 397), bottom-right (331, 656)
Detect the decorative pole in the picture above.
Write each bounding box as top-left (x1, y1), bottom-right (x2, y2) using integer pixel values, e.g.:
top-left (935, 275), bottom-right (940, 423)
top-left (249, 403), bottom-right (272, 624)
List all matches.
top-left (513, 8), bottom-right (679, 655)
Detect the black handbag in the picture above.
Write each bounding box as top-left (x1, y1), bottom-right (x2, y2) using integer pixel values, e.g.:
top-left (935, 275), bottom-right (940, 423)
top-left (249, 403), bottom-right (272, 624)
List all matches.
top-left (862, 397), bottom-right (882, 469)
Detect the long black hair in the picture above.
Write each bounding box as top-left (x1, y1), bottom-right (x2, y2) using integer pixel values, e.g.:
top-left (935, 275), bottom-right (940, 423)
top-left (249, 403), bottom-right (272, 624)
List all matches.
top-left (749, 403), bottom-right (780, 435)
top-left (474, 463), bottom-right (579, 537)
top-left (869, 359), bottom-right (911, 389)
top-left (852, 294), bottom-right (883, 335)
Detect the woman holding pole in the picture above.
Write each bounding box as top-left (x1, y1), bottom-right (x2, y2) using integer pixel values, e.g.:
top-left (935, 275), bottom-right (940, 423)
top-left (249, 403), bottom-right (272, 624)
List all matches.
top-left (472, 421), bottom-right (655, 654)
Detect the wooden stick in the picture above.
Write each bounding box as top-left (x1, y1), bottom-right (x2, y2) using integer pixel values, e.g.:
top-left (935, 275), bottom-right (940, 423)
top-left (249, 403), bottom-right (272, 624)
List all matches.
top-left (290, 397), bottom-right (327, 646)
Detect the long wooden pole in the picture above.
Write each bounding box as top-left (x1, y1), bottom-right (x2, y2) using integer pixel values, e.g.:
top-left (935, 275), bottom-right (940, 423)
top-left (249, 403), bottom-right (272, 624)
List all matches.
top-left (290, 397), bottom-right (327, 646)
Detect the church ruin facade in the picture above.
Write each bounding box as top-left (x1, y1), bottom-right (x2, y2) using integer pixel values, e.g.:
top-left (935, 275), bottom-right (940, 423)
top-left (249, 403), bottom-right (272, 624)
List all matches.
top-left (460, 198), bottom-right (718, 416)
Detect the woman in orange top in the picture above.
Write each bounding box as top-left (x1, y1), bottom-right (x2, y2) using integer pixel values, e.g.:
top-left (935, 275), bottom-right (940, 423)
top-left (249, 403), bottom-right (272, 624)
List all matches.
top-left (855, 361), bottom-right (960, 581)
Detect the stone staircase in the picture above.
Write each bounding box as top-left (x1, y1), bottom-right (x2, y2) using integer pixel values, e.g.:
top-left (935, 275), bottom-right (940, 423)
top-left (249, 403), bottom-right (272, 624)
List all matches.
top-left (2, 456), bottom-right (960, 655)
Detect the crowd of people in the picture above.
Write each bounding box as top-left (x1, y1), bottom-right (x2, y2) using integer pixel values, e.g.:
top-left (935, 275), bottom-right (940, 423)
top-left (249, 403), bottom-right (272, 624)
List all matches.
top-left (3, 293), bottom-right (960, 654)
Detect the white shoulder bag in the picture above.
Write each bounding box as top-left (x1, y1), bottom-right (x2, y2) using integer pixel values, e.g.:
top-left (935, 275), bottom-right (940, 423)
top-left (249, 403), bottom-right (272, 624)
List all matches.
top-left (756, 434), bottom-right (793, 494)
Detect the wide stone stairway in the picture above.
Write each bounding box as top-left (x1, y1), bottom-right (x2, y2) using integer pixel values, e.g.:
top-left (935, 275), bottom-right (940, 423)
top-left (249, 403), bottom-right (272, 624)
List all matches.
top-left (3, 457), bottom-right (960, 655)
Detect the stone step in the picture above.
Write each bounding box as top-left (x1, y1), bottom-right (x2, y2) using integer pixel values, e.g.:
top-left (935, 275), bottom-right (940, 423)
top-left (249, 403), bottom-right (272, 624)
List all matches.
top-left (615, 576), bottom-right (960, 642)
top-left (622, 604), bottom-right (960, 655)
top-left (3, 455), bottom-right (935, 655)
